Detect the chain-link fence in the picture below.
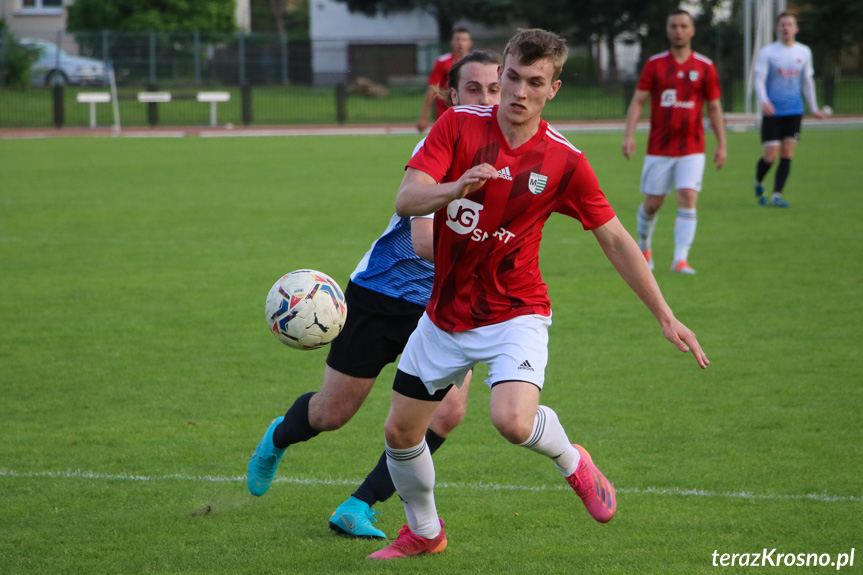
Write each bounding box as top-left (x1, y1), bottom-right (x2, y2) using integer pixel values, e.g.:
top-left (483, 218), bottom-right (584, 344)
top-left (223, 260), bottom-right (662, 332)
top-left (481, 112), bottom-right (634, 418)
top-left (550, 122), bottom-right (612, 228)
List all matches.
top-left (2, 29), bottom-right (862, 129)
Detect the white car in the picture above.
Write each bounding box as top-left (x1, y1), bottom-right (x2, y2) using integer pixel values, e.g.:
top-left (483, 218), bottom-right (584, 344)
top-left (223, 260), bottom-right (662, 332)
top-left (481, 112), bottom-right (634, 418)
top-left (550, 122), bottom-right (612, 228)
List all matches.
top-left (20, 38), bottom-right (109, 87)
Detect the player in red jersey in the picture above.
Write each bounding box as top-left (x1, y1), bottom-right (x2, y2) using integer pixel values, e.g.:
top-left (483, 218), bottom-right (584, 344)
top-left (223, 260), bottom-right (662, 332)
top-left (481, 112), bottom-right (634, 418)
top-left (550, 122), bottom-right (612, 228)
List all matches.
top-left (622, 8), bottom-right (726, 275)
top-left (369, 28), bottom-right (709, 561)
top-left (417, 26), bottom-right (473, 133)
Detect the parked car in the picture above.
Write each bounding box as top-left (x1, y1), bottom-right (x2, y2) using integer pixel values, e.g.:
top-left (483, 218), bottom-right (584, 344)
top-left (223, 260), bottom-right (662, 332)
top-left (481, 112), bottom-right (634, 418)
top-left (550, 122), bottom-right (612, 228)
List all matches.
top-left (19, 38), bottom-right (109, 87)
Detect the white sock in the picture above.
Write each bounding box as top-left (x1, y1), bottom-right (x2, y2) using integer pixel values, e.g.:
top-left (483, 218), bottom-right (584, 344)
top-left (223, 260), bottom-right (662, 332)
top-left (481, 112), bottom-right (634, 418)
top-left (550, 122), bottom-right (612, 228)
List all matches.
top-left (385, 441), bottom-right (441, 539)
top-left (673, 208), bottom-right (697, 263)
top-left (636, 205), bottom-right (658, 252)
top-left (517, 405), bottom-right (580, 477)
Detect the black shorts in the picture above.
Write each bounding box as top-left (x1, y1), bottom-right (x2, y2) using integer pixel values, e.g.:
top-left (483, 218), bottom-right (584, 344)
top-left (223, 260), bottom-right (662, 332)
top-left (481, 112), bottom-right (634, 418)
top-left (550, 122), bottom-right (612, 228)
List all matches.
top-left (761, 115), bottom-right (802, 144)
top-left (325, 281), bottom-right (426, 379)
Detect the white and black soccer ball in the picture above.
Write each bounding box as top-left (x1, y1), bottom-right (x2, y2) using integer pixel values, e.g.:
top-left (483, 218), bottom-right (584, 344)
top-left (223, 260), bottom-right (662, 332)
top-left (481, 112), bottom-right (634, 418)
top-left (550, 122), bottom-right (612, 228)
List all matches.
top-left (265, 270), bottom-right (347, 350)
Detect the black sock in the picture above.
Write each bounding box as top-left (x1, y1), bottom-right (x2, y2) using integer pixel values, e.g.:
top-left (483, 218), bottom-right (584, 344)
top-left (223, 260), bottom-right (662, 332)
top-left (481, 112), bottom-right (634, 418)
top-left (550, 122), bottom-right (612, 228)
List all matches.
top-left (352, 428), bottom-right (447, 506)
top-left (756, 157), bottom-right (773, 183)
top-left (774, 158), bottom-right (791, 193)
top-left (272, 391), bottom-right (319, 449)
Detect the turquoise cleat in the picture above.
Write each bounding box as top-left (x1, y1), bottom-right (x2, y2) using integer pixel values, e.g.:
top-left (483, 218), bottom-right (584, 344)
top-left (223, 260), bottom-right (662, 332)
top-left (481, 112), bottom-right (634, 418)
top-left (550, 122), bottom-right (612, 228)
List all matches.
top-left (328, 496), bottom-right (387, 539)
top-left (247, 416), bottom-right (286, 496)
top-left (754, 181), bottom-right (765, 202)
top-left (764, 196), bottom-right (790, 208)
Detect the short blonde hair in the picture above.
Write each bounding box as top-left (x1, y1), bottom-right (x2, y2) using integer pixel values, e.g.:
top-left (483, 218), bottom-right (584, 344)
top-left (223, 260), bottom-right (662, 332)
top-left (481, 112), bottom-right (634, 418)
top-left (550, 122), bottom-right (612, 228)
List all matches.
top-left (503, 29), bottom-right (568, 82)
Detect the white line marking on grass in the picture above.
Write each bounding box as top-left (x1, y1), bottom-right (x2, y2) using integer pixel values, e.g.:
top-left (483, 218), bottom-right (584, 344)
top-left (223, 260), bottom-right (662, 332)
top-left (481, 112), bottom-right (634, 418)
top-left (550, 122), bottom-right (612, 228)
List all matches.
top-left (1, 469), bottom-right (859, 503)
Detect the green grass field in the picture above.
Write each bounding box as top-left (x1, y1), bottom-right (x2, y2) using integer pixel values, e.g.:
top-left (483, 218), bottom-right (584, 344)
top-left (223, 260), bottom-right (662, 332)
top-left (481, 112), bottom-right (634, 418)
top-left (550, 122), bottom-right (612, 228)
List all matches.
top-left (1, 129), bottom-right (860, 574)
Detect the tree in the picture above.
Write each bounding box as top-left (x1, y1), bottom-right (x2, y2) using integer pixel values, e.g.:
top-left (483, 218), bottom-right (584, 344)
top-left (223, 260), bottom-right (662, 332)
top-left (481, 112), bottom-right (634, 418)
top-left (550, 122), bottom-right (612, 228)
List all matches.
top-left (512, 0), bottom-right (676, 87)
top-left (332, 0), bottom-right (516, 42)
top-left (796, 0), bottom-right (863, 74)
top-left (67, 0), bottom-right (236, 32)
top-left (251, 0), bottom-right (309, 39)
top-left (0, 20), bottom-right (39, 88)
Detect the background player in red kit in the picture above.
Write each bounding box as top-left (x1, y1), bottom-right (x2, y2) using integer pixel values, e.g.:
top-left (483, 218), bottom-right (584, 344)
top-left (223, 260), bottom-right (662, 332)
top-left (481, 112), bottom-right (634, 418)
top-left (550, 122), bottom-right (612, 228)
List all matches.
top-left (368, 28), bottom-right (709, 561)
top-left (417, 26), bottom-right (473, 133)
top-left (622, 8), bottom-right (726, 275)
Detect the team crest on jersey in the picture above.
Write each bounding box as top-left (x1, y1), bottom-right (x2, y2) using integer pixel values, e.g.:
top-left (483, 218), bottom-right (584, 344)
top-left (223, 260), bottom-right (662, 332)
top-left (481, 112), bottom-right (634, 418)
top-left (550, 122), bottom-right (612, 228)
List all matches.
top-left (689, 70), bottom-right (699, 81)
top-left (528, 172), bottom-right (548, 195)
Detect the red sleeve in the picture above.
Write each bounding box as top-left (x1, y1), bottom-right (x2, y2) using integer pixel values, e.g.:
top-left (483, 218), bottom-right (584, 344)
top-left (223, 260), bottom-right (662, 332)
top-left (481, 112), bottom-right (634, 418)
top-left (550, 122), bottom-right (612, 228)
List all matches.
top-left (427, 58), bottom-right (448, 89)
top-left (636, 59), bottom-right (654, 92)
top-left (704, 63), bottom-right (721, 101)
top-left (556, 156), bottom-right (616, 230)
top-left (406, 107), bottom-right (457, 182)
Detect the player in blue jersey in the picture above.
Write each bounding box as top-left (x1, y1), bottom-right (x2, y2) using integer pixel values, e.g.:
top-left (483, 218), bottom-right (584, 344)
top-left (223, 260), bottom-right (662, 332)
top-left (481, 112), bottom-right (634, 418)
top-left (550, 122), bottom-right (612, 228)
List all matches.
top-left (753, 11), bottom-right (824, 208)
top-left (246, 51), bottom-right (502, 539)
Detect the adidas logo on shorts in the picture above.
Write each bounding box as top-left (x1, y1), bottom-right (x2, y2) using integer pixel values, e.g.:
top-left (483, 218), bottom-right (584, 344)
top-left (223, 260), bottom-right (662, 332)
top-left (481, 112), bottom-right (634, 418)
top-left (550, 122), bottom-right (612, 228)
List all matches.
top-left (517, 360), bottom-right (534, 371)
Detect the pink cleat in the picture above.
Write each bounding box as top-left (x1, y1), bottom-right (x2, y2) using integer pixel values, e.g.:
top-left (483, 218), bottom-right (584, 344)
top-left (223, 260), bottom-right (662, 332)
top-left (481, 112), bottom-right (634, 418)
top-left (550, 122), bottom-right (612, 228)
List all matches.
top-left (367, 519), bottom-right (447, 560)
top-left (566, 444), bottom-right (616, 523)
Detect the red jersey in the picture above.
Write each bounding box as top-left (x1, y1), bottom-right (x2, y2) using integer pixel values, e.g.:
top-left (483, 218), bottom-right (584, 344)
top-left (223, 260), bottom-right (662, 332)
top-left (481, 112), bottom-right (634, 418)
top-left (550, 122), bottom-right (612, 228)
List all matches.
top-left (407, 105), bottom-right (616, 333)
top-left (427, 53), bottom-right (456, 119)
top-left (637, 51), bottom-right (721, 156)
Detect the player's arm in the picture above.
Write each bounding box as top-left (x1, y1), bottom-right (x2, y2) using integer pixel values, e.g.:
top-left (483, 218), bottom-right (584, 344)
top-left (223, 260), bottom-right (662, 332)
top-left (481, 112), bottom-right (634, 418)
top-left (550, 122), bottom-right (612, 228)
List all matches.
top-left (417, 85), bottom-right (437, 132)
top-left (801, 73), bottom-right (825, 119)
top-left (754, 53), bottom-right (773, 116)
top-left (705, 98), bottom-right (727, 169)
top-left (410, 217), bottom-right (434, 262)
top-left (591, 216), bottom-right (709, 369)
top-left (622, 89), bottom-right (649, 159)
top-left (395, 165), bottom-right (498, 217)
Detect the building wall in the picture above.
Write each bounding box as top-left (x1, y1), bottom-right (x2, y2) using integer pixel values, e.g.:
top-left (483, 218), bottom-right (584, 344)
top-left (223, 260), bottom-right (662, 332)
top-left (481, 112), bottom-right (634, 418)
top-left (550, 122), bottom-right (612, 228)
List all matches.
top-left (309, 0), bottom-right (516, 86)
top-left (1, 0), bottom-right (75, 53)
top-left (310, 0), bottom-right (439, 86)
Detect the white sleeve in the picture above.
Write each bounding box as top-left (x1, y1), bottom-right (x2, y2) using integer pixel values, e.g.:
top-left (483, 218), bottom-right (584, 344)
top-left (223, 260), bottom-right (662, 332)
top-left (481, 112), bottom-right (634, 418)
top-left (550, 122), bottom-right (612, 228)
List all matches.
top-left (408, 137), bottom-right (434, 219)
top-left (754, 48), bottom-right (769, 105)
top-left (801, 47), bottom-right (819, 113)
top-left (755, 69), bottom-right (769, 106)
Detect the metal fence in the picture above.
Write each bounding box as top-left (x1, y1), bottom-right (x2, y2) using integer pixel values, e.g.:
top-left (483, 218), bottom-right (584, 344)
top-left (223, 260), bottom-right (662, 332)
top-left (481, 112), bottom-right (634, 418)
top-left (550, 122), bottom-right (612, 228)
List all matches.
top-left (2, 29), bottom-right (862, 129)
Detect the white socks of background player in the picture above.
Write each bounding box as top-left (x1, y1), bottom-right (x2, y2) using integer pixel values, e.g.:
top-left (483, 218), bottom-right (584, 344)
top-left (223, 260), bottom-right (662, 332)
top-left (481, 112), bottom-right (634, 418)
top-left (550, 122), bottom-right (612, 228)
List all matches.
top-left (673, 208), bottom-right (697, 263)
top-left (637, 205), bottom-right (658, 252)
top-left (518, 405), bottom-right (580, 477)
top-left (385, 441), bottom-right (441, 539)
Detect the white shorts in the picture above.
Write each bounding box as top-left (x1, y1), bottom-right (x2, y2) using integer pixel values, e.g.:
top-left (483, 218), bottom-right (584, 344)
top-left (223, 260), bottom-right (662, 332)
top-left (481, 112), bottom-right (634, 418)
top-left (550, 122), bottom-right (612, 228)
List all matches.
top-left (640, 153), bottom-right (705, 196)
top-left (397, 312), bottom-right (552, 395)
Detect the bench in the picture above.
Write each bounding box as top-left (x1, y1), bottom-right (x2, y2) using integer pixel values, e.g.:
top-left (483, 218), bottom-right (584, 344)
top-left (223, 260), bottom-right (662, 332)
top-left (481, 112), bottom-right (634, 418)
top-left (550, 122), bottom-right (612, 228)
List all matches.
top-left (76, 92), bottom-right (111, 128)
top-left (136, 91), bottom-right (231, 127)
top-left (196, 92), bottom-right (231, 127)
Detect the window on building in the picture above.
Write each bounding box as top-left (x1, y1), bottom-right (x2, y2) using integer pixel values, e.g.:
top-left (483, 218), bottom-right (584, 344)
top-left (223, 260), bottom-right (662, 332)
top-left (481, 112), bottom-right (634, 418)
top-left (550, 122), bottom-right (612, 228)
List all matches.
top-left (22, 0), bottom-right (64, 9)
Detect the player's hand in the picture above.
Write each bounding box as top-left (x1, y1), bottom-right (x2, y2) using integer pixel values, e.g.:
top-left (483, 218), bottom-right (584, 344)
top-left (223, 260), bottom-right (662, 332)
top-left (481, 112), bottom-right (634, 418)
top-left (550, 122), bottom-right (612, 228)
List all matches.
top-left (661, 319), bottom-right (709, 369)
top-left (813, 110), bottom-right (826, 120)
top-left (622, 136), bottom-right (636, 160)
top-left (417, 118), bottom-right (429, 133)
top-left (454, 163), bottom-right (498, 198)
top-left (762, 102), bottom-right (775, 117)
top-left (713, 146), bottom-right (726, 170)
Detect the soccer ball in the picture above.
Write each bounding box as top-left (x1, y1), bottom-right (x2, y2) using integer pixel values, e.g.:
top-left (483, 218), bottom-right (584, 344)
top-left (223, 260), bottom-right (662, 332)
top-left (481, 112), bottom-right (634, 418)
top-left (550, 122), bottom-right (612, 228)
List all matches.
top-left (265, 270), bottom-right (347, 350)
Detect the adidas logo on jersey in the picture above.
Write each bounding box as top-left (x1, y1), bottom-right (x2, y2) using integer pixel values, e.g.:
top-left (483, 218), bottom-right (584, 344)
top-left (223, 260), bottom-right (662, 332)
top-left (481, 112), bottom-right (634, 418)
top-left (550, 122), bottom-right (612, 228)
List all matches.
top-left (497, 166), bottom-right (513, 181)
top-left (517, 360), bottom-right (534, 371)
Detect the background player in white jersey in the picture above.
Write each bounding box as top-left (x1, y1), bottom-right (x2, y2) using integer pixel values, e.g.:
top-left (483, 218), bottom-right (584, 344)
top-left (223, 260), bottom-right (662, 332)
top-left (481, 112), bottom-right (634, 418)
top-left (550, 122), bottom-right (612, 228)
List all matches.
top-left (369, 29), bottom-right (708, 561)
top-left (245, 51), bottom-right (501, 539)
top-left (753, 11), bottom-right (824, 208)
